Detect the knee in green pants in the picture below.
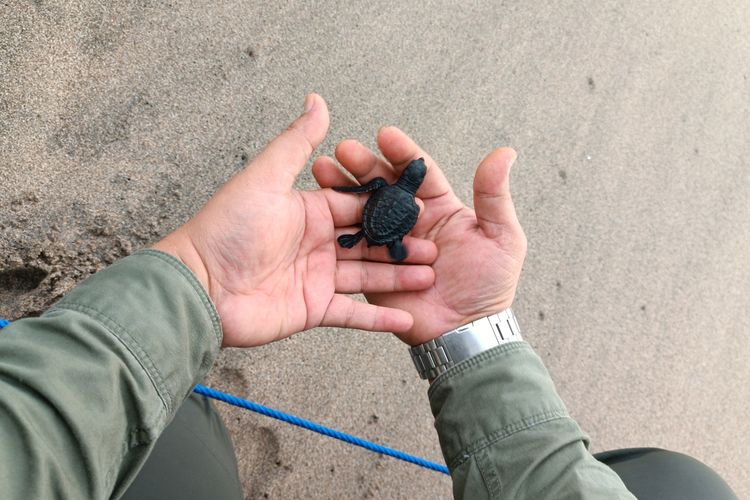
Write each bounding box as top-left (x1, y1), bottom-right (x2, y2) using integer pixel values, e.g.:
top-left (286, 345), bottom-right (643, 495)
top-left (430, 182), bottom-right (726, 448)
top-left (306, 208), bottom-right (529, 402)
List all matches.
top-left (122, 393), bottom-right (243, 500)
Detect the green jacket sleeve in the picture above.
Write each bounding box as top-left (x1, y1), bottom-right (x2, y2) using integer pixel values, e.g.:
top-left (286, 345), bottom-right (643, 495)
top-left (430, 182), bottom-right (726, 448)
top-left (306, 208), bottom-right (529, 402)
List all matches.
top-left (0, 250), bottom-right (222, 500)
top-left (429, 341), bottom-right (636, 500)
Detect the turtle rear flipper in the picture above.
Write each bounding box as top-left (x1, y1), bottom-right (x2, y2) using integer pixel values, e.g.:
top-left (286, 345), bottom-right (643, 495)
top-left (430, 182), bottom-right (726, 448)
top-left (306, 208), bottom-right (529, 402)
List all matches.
top-left (387, 240), bottom-right (407, 262)
top-left (332, 177), bottom-right (388, 193)
top-left (338, 231), bottom-right (365, 248)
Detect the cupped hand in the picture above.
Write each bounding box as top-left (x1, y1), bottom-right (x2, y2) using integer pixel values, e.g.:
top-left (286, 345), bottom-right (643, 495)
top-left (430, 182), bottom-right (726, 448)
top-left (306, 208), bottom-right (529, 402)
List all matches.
top-left (153, 95), bottom-right (437, 347)
top-left (312, 127), bottom-right (526, 345)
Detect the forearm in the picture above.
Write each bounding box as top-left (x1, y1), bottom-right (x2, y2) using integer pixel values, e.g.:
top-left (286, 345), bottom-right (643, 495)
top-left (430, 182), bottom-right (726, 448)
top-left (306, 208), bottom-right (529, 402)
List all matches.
top-left (0, 250), bottom-right (221, 499)
top-left (429, 342), bottom-right (635, 500)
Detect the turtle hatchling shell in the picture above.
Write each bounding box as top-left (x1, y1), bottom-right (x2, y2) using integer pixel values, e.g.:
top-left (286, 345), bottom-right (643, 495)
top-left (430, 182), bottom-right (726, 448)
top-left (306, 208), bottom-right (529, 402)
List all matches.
top-left (362, 187), bottom-right (419, 243)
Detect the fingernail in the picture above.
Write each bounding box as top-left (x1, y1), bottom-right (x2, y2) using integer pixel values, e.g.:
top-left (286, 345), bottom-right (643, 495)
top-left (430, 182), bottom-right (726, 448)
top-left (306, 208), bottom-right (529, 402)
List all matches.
top-left (508, 152), bottom-right (517, 168)
top-left (303, 94), bottom-right (316, 113)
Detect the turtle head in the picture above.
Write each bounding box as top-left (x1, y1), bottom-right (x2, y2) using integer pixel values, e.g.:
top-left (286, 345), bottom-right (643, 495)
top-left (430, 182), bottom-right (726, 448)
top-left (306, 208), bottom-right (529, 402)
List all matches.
top-left (396, 158), bottom-right (427, 195)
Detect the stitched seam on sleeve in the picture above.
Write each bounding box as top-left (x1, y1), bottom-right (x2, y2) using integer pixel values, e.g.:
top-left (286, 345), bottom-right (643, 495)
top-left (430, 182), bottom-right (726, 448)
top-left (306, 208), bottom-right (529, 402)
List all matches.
top-left (49, 303), bottom-right (172, 413)
top-left (134, 249), bottom-right (223, 347)
top-left (428, 342), bottom-right (531, 397)
top-left (448, 409), bottom-right (570, 470)
top-left (475, 448), bottom-right (503, 497)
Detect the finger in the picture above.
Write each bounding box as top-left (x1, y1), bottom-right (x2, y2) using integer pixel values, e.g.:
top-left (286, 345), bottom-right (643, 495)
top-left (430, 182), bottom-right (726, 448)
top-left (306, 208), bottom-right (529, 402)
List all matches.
top-left (250, 94), bottom-right (330, 191)
top-left (321, 294), bottom-right (413, 333)
top-left (376, 126), bottom-right (454, 199)
top-left (473, 148), bottom-right (522, 237)
top-left (335, 139), bottom-right (399, 185)
top-left (320, 189), bottom-right (368, 226)
top-left (416, 197), bottom-right (425, 217)
top-left (335, 261), bottom-right (434, 293)
top-left (334, 231), bottom-right (438, 264)
top-left (311, 155), bottom-right (357, 188)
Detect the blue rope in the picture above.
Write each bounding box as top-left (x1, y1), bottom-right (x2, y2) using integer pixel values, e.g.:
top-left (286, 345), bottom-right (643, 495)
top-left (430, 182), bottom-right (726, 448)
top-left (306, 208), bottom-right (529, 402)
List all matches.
top-left (0, 318), bottom-right (449, 475)
top-left (193, 384), bottom-right (449, 474)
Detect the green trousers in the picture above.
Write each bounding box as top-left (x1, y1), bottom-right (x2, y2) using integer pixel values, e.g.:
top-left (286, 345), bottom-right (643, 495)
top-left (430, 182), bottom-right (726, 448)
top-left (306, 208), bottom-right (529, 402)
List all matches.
top-left (122, 394), bottom-right (736, 500)
top-left (595, 448), bottom-right (737, 500)
top-left (120, 393), bottom-right (243, 500)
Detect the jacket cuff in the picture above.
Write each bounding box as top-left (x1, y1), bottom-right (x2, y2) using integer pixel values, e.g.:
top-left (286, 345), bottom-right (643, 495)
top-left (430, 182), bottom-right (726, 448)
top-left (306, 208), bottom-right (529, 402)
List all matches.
top-left (428, 342), bottom-right (571, 469)
top-left (50, 249), bottom-right (222, 416)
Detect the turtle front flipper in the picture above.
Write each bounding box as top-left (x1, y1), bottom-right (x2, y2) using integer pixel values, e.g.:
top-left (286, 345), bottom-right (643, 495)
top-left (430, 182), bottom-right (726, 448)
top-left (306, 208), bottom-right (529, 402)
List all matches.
top-left (337, 231), bottom-right (365, 248)
top-left (332, 177), bottom-right (388, 193)
top-left (387, 240), bottom-right (407, 262)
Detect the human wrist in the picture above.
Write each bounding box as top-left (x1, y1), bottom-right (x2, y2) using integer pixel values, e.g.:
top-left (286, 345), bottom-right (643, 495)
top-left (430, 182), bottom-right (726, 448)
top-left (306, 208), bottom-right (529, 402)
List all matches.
top-left (152, 230), bottom-right (213, 302)
top-left (410, 309), bottom-right (523, 383)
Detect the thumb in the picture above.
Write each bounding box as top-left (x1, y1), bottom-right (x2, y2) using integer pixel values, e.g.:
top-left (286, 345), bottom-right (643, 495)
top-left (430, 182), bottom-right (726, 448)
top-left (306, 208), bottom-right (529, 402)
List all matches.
top-left (250, 94), bottom-right (330, 191)
top-left (473, 148), bottom-right (521, 237)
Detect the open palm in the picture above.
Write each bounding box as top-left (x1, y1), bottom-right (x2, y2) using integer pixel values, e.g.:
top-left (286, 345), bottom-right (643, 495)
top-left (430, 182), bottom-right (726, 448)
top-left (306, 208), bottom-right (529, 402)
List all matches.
top-left (312, 127), bottom-right (526, 345)
top-left (154, 96), bottom-right (436, 347)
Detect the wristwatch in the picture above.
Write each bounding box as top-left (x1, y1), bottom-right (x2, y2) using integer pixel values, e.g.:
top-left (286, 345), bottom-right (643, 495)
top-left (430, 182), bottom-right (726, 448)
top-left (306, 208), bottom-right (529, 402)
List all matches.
top-left (409, 309), bottom-right (523, 380)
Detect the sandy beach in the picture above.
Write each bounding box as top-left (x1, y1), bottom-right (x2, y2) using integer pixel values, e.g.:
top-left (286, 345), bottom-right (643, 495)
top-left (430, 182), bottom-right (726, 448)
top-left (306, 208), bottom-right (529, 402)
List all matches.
top-left (2, 1), bottom-right (748, 497)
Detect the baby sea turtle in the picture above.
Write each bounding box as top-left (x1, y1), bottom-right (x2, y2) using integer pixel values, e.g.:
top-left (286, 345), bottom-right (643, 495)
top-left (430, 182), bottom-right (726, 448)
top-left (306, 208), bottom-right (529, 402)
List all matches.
top-left (333, 158), bottom-right (427, 262)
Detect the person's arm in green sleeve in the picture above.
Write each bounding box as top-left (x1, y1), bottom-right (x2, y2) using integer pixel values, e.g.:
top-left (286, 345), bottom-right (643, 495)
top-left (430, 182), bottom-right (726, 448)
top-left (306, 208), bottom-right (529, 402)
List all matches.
top-left (0, 250), bottom-right (221, 499)
top-left (429, 342), bottom-right (634, 499)
top-left (313, 127), bottom-right (635, 499)
top-left (0, 94), bottom-right (436, 499)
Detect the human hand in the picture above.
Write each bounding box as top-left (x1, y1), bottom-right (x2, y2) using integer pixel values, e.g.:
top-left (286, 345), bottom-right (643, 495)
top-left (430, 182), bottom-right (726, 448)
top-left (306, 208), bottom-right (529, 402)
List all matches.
top-left (153, 95), bottom-right (437, 347)
top-left (312, 127), bottom-right (526, 345)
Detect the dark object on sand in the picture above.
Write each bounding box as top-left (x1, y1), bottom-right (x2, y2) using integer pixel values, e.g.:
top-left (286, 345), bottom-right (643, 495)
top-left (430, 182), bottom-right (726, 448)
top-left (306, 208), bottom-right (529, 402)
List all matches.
top-left (333, 158), bottom-right (427, 261)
